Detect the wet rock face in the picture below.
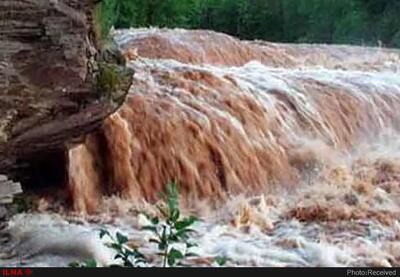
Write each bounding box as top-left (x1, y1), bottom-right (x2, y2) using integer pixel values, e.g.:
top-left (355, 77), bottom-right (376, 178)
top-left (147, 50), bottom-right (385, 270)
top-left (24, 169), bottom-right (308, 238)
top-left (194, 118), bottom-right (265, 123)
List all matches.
top-left (0, 0), bottom-right (131, 171)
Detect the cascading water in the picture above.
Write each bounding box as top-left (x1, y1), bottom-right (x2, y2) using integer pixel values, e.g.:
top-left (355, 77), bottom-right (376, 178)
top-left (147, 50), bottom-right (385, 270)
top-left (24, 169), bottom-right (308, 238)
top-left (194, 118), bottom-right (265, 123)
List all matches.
top-left (68, 28), bottom-right (400, 211)
top-left (2, 28), bottom-right (400, 267)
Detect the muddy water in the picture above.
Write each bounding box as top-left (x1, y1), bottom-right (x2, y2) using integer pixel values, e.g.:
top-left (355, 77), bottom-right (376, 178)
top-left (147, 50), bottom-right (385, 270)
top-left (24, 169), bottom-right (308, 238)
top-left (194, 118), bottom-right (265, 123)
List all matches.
top-left (2, 28), bottom-right (400, 267)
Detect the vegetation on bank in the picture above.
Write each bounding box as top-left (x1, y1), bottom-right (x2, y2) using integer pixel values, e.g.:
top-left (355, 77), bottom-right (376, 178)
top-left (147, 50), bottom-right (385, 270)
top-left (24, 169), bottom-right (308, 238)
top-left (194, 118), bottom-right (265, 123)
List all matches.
top-left (96, 0), bottom-right (400, 48)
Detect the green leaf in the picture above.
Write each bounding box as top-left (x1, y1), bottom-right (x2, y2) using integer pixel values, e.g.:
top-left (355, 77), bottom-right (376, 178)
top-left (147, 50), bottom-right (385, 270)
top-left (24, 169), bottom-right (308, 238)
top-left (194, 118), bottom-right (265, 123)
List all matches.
top-left (123, 260), bottom-right (134, 267)
top-left (116, 232), bottom-right (129, 244)
top-left (170, 248), bottom-right (184, 259)
top-left (110, 242), bottom-right (122, 251)
top-left (124, 249), bottom-right (136, 256)
top-left (167, 256), bottom-right (176, 266)
top-left (171, 209), bottom-right (180, 222)
top-left (175, 216), bottom-right (197, 230)
top-left (83, 259), bottom-right (98, 268)
top-left (181, 228), bottom-right (196, 234)
top-left (142, 226), bottom-right (158, 233)
top-left (169, 234), bottom-right (179, 242)
top-left (215, 256), bottom-right (228, 266)
top-left (149, 238), bottom-right (161, 244)
top-left (114, 254), bottom-right (123, 260)
top-left (134, 251), bottom-right (146, 260)
top-left (151, 217), bottom-right (159, 225)
top-left (186, 242), bottom-right (198, 248)
top-left (175, 231), bottom-right (189, 240)
top-left (68, 262), bottom-right (81, 268)
top-left (168, 248), bottom-right (184, 266)
top-left (158, 241), bottom-right (167, 250)
top-left (99, 229), bottom-right (110, 239)
top-left (175, 228), bottom-right (196, 239)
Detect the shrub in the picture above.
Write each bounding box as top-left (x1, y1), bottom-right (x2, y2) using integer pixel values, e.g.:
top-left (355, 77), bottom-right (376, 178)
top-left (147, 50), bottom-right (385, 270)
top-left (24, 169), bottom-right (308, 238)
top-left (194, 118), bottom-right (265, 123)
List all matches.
top-left (69, 182), bottom-right (199, 267)
top-left (142, 182), bottom-right (199, 267)
top-left (99, 229), bottom-right (147, 267)
top-left (96, 62), bottom-right (120, 96)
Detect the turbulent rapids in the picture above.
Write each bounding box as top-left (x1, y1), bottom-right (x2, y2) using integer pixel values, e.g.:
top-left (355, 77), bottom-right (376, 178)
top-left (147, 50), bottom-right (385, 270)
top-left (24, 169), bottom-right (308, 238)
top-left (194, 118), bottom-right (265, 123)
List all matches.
top-left (3, 28), bottom-right (400, 267)
top-left (68, 28), bottom-right (400, 212)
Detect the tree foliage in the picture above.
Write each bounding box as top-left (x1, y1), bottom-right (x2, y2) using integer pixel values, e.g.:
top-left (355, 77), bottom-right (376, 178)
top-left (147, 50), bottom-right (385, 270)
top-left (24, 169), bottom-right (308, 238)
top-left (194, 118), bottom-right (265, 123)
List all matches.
top-left (97, 0), bottom-right (400, 47)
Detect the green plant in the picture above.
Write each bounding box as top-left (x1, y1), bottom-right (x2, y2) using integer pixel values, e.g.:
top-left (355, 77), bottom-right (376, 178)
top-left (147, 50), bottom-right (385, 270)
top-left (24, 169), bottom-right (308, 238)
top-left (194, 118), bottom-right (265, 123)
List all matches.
top-left (93, 1), bottom-right (111, 44)
top-left (96, 59), bottom-right (133, 105)
top-left (69, 229), bottom-right (147, 268)
top-left (214, 256), bottom-right (228, 266)
top-left (69, 182), bottom-right (199, 268)
top-left (142, 182), bottom-right (199, 267)
top-left (100, 229), bottom-right (147, 267)
top-left (97, 62), bottom-right (120, 95)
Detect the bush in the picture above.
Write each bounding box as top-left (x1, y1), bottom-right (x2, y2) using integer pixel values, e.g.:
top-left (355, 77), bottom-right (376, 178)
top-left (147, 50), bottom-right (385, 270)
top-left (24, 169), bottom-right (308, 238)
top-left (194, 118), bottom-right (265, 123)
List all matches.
top-left (70, 182), bottom-right (199, 267)
top-left (97, 62), bottom-right (120, 96)
top-left (143, 182), bottom-right (199, 267)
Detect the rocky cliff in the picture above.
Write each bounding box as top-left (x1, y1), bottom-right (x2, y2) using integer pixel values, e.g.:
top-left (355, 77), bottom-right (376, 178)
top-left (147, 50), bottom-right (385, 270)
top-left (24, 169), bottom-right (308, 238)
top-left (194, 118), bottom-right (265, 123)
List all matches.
top-left (0, 0), bottom-right (131, 178)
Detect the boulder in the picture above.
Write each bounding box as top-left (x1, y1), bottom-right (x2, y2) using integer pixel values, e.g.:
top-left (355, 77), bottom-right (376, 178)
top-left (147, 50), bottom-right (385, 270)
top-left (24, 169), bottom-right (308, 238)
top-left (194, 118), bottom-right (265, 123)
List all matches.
top-left (0, 0), bottom-right (132, 175)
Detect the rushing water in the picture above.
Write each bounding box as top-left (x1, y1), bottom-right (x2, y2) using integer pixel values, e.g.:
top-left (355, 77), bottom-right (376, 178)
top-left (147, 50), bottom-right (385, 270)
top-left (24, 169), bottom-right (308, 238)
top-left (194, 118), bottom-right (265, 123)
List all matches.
top-left (2, 28), bottom-right (400, 267)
